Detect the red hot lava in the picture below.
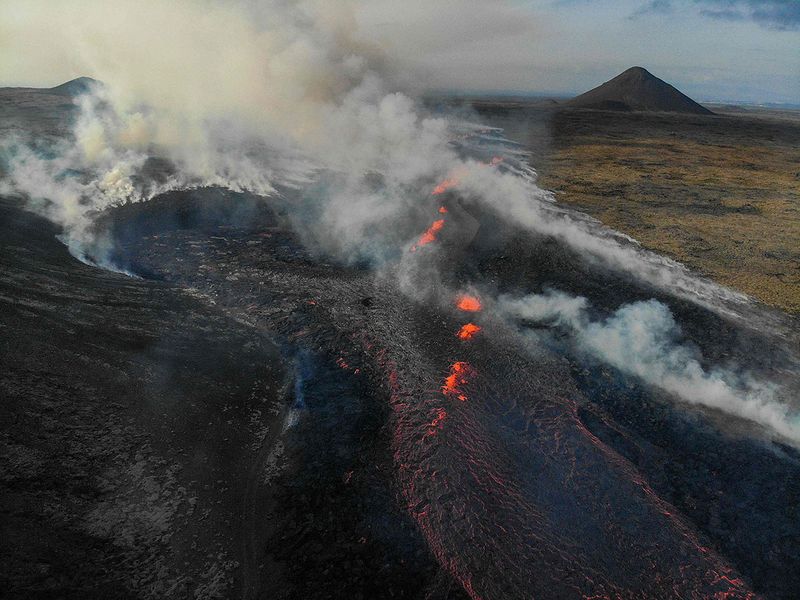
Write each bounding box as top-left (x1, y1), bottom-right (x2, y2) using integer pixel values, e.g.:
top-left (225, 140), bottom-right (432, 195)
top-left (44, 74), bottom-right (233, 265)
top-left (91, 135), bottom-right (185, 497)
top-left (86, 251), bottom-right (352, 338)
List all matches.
top-left (456, 294), bottom-right (482, 312)
top-left (427, 407), bottom-right (448, 436)
top-left (457, 323), bottom-right (481, 340)
top-left (411, 218), bottom-right (445, 252)
top-left (442, 361), bottom-right (475, 401)
top-left (432, 178), bottom-right (458, 196)
top-left (433, 158), bottom-right (499, 197)
top-left (438, 206), bottom-right (448, 214)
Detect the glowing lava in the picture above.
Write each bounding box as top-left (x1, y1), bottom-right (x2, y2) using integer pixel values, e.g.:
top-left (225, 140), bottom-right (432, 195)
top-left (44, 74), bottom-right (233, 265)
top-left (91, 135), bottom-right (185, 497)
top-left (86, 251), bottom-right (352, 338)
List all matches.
top-left (432, 158), bottom-right (499, 197)
top-left (442, 361), bottom-right (475, 401)
top-left (427, 407), bottom-right (448, 436)
top-left (411, 218), bottom-right (445, 252)
top-left (438, 206), bottom-right (448, 214)
top-left (457, 323), bottom-right (481, 340)
top-left (456, 294), bottom-right (482, 312)
top-left (432, 178), bottom-right (458, 196)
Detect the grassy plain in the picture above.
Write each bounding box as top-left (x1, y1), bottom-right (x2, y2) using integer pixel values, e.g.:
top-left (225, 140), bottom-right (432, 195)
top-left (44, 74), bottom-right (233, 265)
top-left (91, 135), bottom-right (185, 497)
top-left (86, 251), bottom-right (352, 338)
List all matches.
top-left (476, 102), bottom-right (800, 313)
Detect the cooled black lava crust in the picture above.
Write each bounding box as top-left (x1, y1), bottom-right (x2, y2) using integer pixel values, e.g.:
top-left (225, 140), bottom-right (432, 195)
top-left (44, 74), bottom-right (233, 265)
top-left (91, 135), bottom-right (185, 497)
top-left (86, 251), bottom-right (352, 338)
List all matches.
top-left (3, 188), bottom-right (799, 599)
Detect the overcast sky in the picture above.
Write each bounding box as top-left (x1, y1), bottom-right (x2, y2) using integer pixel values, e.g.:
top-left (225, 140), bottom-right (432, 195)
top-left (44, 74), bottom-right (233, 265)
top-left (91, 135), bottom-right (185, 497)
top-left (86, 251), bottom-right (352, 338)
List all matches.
top-left (360, 0), bottom-right (799, 103)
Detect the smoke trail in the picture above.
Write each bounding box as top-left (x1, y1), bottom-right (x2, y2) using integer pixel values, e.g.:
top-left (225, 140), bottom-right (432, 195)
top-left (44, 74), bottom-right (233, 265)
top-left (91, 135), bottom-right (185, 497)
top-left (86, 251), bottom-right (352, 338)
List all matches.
top-left (499, 290), bottom-right (800, 444)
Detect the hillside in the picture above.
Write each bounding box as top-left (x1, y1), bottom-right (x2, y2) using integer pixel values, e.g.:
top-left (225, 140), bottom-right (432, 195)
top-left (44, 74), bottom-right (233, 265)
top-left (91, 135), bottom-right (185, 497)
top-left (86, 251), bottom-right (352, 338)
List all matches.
top-left (566, 66), bottom-right (714, 114)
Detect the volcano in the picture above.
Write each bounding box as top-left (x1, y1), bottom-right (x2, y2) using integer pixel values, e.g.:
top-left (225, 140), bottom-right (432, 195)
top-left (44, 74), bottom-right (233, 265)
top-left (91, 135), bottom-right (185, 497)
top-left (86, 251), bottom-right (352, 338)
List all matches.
top-left (2, 76), bottom-right (799, 600)
top-left (566, 66), bottom-right (714, 114)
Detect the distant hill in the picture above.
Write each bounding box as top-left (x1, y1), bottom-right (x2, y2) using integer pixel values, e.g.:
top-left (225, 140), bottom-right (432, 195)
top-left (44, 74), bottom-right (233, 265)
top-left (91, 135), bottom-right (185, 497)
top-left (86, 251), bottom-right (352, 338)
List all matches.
top-left (565, 67), bottom-right (713, 115)
top-left (0, 77), bottom-right (98, 140)
top-left (0, 77), bottom-right (97, 97)
top-left (48, 77), bottom-right (97, 96)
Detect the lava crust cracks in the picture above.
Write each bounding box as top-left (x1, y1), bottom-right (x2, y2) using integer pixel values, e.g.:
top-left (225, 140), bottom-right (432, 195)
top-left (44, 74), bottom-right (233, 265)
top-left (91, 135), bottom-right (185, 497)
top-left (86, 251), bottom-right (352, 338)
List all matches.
top-left (103, 190), bottom-right (774, 599)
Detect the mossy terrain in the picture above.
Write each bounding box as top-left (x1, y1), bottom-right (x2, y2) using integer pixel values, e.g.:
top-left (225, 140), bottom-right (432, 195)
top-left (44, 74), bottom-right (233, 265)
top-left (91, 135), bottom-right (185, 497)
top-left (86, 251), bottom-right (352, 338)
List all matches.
top-left (531, 107), bottom-right (800, 314)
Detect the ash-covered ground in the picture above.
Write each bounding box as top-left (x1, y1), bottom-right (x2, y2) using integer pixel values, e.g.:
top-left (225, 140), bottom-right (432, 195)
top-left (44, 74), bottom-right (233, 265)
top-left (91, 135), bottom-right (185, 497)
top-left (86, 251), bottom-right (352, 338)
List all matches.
top-left (2, 84), bottom-right (800, 600)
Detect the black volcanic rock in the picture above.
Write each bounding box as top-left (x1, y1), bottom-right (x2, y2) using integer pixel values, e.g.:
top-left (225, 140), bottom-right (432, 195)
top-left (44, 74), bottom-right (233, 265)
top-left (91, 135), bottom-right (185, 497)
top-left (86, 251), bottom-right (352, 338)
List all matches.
top-left (566, 66), bottom-right (713, 114)
top-left (5, 79), bottom-right (800, 600)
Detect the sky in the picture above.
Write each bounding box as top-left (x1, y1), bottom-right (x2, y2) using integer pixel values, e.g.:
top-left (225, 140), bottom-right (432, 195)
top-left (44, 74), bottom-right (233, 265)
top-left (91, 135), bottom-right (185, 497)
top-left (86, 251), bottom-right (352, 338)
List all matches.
top-left (527, 0), bottom-right (800, 102)
top-left (0, 0), bottom-right (798, 104)
top-left (358, 0), bottom-right (800, 103)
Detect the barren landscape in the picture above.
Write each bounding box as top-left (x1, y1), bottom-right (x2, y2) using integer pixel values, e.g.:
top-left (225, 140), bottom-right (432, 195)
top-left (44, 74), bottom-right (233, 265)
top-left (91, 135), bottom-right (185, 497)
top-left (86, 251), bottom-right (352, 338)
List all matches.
top-left (1, 2), bottom-right (798, 598)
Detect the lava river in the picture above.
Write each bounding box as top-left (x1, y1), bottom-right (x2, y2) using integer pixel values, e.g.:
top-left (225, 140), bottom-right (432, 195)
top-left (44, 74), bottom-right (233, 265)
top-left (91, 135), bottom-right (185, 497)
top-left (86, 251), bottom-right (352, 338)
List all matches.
top-left (103, 188), bottom-right (800, 600)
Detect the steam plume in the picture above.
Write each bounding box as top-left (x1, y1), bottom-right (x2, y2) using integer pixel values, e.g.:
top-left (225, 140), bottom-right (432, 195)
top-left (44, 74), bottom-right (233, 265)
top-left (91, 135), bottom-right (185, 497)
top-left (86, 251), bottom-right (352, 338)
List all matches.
top-left (500, 290), bottom-right (800, 444)
top-left (0, 0), bottom-right (763, 311)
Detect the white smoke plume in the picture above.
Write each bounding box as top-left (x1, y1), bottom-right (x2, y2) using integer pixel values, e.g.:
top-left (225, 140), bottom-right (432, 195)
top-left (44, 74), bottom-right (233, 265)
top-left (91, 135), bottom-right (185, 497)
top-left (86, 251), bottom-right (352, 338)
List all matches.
top-left (444, 160), bottom-right (754, 313)
top-left (0, 0), bottom-right (477, 266)
top-left (0, 0), bottom-right (763, 311)
top-left (500, 290), bottom-right (800, 445)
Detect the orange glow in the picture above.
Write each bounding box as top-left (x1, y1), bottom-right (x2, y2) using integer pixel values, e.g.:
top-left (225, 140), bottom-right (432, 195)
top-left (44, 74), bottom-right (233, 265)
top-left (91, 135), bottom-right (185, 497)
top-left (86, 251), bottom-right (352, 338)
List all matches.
top-left (427, 408), bottom-right (447, 436)
top-left (438, 206), bottom-right (448, 214)
top-left (456, 294), bottom-right (482, 312)
top-left (442, 361), bottom-right (475, 401)
top-left (457, 323), bottom-right (481, 340)
top-left (411, 218), bottom-right (445, 251)
top-left (432, 178), bottom-right (458, 195)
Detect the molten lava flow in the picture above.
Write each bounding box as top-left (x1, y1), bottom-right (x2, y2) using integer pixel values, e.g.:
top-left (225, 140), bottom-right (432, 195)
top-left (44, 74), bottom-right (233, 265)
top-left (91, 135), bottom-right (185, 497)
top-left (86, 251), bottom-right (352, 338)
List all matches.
top-left (438, 206), bottom-right (448, 214)
top-left (442, 361), bottom-right (475, 401)
top-left (411, 218), bottom-right (445, 251)
top-left (456, 294), bottom-right (482, 312)
top-left (427, 407), bottom-right (448, 436)
top-left (432, 178), bottom-right (458, 196)
top-left (457, 323), bottom-right (481, 340)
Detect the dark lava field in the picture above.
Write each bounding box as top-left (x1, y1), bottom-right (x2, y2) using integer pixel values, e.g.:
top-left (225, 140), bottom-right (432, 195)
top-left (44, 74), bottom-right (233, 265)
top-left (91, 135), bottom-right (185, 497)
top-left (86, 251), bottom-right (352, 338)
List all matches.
top-left (2, 85), bottom-right (800, 600)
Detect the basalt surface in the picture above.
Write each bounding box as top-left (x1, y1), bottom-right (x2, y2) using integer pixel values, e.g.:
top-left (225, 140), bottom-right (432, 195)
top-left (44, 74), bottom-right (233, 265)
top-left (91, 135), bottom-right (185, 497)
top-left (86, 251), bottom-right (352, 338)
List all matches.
top-left (0, 196), bottom-right (460, 599)
top-left (21, 187), bottom-right (791, 599)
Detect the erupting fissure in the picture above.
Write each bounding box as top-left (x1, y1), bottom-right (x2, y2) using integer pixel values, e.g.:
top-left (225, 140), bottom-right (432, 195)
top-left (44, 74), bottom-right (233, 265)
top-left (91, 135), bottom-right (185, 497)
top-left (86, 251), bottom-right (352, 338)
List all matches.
top-left (411, 178), bottom-right (455, 251)
top-left (432, 178), bottom-right (458, 196)
top-left (457, 323), bottom-right (481, 340)
top-left (442, 361), bottom-right (475, 402)
top-left (411, 218), bottom-right (445, 251)
top-left (431, 157), bottom-right (501, 197)
top-left (412, 158), bottom-right (500, 253)
top-left (456, 294), bottom-right (482, 312)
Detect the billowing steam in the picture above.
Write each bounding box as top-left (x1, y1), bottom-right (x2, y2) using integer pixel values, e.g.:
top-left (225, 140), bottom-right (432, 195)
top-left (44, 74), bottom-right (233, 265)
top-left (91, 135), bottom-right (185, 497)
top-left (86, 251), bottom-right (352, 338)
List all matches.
top-left (500, 290), bottom-right (800, 444)
top-left (0, 0), bottom-right (757, 307)
top-left (0, 0), bottom-right (796, 444)
top-left (0, 0), bottom-right (464, 265)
